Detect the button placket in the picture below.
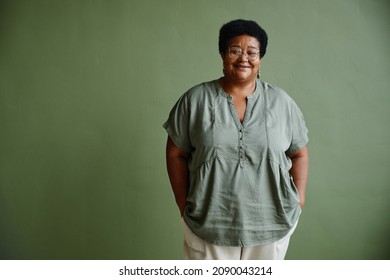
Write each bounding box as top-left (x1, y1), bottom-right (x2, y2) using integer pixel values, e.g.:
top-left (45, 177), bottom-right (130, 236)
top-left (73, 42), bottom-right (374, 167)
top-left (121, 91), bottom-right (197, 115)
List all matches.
top-left (238, 128), bottom-right (246, 168)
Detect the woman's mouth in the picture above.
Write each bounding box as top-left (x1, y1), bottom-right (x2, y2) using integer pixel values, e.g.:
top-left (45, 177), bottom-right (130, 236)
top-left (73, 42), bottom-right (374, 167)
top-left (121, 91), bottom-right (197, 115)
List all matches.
top-left (235, 64), bottom-right (252, 70)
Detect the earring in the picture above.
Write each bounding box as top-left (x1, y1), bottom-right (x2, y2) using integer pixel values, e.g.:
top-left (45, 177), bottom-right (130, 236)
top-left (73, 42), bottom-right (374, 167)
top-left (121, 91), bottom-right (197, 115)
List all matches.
top-left (257, 70), bottom-right (260, 79)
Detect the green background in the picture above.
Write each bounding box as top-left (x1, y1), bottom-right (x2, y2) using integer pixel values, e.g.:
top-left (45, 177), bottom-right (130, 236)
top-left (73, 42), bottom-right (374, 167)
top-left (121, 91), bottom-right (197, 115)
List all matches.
top-left (1, 0), bottom-right (389, 260)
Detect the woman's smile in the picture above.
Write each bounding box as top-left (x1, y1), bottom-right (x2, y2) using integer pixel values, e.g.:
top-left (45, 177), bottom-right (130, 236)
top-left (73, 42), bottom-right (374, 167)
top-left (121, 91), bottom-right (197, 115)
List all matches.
top-left (234, 64), bottom-right (252, 70)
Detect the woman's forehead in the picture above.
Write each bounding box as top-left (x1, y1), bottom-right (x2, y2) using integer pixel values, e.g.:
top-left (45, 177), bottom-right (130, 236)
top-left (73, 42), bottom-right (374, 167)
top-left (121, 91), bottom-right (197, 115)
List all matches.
top-left (228, 35), bottom-right (260, 48)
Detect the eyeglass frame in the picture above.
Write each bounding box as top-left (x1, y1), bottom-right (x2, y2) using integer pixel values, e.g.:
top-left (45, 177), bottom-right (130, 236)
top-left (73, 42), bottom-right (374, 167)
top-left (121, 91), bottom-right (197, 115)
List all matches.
top-left (227, 46), bottom-right (261, 61)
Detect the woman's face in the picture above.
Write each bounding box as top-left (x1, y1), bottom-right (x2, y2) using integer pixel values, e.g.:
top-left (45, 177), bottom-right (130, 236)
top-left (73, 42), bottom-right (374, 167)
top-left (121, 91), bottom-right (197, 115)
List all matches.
top-left (221, 35), bottom-right (261, 83)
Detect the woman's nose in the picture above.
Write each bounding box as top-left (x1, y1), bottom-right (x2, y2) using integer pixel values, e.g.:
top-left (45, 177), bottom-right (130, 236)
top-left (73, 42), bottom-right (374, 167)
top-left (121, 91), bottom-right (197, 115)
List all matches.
top-left (238, 52), bottom-right (249, 61)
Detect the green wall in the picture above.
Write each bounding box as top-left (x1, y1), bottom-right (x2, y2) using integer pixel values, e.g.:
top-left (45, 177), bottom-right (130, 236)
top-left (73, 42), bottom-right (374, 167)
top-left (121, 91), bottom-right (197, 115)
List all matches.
top-left (0, 0), bottom-right (389, 260)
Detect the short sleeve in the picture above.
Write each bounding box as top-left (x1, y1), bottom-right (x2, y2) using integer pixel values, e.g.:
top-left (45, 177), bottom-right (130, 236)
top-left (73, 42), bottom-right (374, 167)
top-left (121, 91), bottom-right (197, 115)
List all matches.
top-left (163, 93), bottom-right (193, 153)
top-left (286, 99), bottom-right (309, 155)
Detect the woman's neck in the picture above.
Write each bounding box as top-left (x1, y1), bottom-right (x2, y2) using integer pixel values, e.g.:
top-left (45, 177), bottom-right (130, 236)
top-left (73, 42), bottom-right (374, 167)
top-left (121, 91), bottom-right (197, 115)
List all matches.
top-left (220, 77), bottom-right (256, 98)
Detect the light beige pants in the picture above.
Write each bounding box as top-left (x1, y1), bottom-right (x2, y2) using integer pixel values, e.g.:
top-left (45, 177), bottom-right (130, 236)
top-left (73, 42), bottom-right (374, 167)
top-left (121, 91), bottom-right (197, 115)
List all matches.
top-left (181, 219), bottom-right (298, 260)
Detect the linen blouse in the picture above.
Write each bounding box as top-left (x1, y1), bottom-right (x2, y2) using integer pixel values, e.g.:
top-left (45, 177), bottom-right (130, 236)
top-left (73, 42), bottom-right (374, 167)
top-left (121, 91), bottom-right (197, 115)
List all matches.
top-left (163, 78), bottom-right (308, 246)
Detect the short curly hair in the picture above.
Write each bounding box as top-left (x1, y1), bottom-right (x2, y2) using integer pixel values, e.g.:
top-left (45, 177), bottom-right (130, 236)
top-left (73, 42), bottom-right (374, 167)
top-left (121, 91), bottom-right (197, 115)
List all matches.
top-left (219, 19), bottom-right (268, 59)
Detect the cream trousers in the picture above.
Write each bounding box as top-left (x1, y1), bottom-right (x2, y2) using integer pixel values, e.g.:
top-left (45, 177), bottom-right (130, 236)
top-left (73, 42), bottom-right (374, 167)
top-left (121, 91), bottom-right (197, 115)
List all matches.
top-left (181, 219), bottom-right (298, 260)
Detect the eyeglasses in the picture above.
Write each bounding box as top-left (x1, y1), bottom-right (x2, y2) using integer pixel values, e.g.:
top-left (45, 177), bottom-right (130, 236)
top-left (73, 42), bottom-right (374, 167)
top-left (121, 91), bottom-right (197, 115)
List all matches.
top-left (228, 47), bottom-right (260, 61)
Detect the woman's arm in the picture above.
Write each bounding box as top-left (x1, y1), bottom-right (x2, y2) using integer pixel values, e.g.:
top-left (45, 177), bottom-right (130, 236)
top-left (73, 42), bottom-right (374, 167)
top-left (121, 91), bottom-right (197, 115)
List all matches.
top-left (288, 145), bottom-right (309, 208)
top-left (166, 136), bottom-right (190, 217)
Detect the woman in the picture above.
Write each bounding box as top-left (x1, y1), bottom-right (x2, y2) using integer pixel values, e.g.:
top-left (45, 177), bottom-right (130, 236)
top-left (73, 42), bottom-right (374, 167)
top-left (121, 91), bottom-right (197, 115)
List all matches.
top-left (163, 19), bottom-right (309, 260)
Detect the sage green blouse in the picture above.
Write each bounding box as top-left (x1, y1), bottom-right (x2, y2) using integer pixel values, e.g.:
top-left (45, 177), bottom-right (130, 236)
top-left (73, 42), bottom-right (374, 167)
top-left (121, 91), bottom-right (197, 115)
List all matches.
top-left (163, 78), bottom-right (308, 246)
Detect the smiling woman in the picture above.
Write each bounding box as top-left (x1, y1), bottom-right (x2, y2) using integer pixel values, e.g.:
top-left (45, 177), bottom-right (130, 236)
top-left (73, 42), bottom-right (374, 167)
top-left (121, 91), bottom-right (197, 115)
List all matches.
top-left (163, 19), bottom-right (309, 260)
top-left (222, 35), bottom-right (261, 84)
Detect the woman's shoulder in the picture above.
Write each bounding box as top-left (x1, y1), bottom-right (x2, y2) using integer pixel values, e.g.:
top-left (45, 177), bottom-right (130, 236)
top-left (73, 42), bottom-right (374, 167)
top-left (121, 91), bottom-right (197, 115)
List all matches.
top-left (182, 79), bottom-right (220, 101)
top-left (258, 80), bottom-right (294, 105)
